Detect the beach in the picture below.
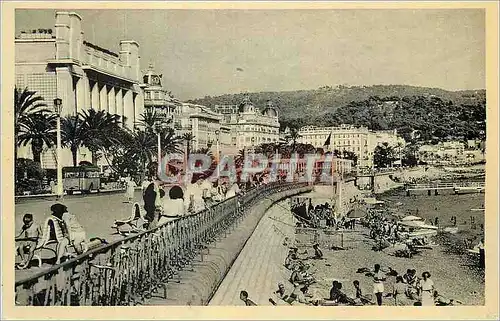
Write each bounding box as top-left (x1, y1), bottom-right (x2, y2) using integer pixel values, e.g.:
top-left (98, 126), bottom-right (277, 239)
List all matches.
top-left (297, 187), bottom-right (485, 306)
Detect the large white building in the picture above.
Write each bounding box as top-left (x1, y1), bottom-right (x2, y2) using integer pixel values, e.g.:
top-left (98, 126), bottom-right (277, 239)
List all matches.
top-left (173, 103), bottom-right (231, 154)
top-left (214, 96), bottom-right (280, 151)
top-left (142, 64), bottom-right (182, 122)
top-left (418, 141), bottom-right (467, 165)
top-left (297, 125), bottom-right (405, 167)
top-left (15, 11), bottom-right (145, 168)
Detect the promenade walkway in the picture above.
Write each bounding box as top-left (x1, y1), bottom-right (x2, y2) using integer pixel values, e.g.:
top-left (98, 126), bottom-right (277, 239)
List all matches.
top-left (209, 199), bottom-right (296, 306)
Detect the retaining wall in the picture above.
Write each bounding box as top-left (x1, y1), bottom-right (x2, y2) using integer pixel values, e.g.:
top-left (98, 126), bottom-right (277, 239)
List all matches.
top-left (143, 185), bottom-right (313, 306)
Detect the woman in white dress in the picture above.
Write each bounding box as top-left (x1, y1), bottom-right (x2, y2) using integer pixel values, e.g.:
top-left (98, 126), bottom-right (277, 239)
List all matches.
top-left (158, 185), bottom-right (185, 225)
top-left (418, 271), bottom-right (435, 306)
top-left (125, 178), bottom-right (136, 203)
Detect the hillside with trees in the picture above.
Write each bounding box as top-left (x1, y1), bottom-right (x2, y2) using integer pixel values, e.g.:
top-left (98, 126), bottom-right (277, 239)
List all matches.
top-left (188, 85), bottom-right (486, 142)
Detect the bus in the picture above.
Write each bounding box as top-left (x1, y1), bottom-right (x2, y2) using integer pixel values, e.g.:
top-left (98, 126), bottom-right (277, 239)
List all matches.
top-left (62, 166), bottom-right (101, 195)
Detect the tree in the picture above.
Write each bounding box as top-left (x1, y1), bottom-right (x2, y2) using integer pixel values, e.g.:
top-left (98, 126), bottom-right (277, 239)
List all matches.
top-left (181, 133), bottom-right (195, 157)
top-left (61, 115), bottom-right (86, 167)
top-left (79, 109), bottom-right (122, 165)
top-left (342, 150), bottom-right (358, 166)
top-left (159, 127), bottom-right (182, 156)
top-left (118, 129), bottom-right (157, 181)
top-left (286, 127), bottom-right (302, 152)
top-left (137, 108), bottom-right (167, 132)
top-left (14, 87), bottom-right (50, 144)
top-left (15, 158), bottom-right (46, 195)
top-left (373, 142), bottom-right (395, 168)
top-left (17, 112), bottom-right (56, 164)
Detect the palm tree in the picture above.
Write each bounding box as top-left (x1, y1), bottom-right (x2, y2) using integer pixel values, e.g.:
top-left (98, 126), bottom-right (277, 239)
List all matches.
top-left (17, 112), bottom-right (56, 164)
top-left (194, 147), bottom-right (213, 158)
top-left (14, 87), bottom-right (51, 160)
top-left (235, 149), bottom-right (246, 169)
top-left (181, 133), bottom-right (195, 158)
top-left (61, 115), bottom-right (85, 167)
top-left (286, 127), bottom-right (302, 152)
top-left (122, 129), bottom-right (157, 180)
top-left (79, 109), bottom-right (122, 165)
top-left (137, 108), bottom-right (163, 132)
top-left (159, 127), bottom-right (182, 156)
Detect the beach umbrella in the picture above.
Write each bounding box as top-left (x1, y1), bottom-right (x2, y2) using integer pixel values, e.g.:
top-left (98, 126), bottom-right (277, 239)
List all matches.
top-left (347, 208), bottom-right (366, 218)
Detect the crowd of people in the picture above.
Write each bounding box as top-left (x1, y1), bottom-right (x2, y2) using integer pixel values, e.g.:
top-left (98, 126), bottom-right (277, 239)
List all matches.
top-left (239, 239), bottom-right (452, 307)
top-left (291, 199), bottom-right (356, 230)
top-left (16, 171), bottom-right (272, 269)
top-left (137, 172), bottom-right (272, 230)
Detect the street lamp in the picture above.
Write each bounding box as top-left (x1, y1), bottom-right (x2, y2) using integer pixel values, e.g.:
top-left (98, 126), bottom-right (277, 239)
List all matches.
top-left (215, 129), bottom-right (220, 178)
top-left (155, 120), bottom-right (166, 176)
top-left (53, 98), bottom-right (63, 200)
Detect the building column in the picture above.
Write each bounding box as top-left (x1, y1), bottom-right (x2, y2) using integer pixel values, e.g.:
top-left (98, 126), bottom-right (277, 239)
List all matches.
top-left (91, 81), bottom-right (100, 110)
top-left (134, 90), bottom-right (144, 126)
top-left (123, 89), bottom-right (134, 129)
top-left (75, 76), bottom-right (85, 115)
top-left (116, 88), bottom-right (123, 126)
top-left (108, 87), bottom-right (116, 115)
top-left (55, 67), bottom-right (74, 116)
top-left (132, 93), bottom-right (138, 129)
top-left (99, 84), bottom-right (108, 112)
top-left (83, 75), bottom-right (91, 111)
top-left (191, 118), bottom-right (199, 150)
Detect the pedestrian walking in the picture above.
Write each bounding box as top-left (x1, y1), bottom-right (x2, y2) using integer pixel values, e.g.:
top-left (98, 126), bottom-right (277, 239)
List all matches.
top-left (125, 177), bottom-right (136, 203)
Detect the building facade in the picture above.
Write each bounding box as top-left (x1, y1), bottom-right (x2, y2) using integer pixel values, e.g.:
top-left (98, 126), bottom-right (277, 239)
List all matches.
top-left (418, 141), bottom-right (467, 165)
top-left (214, 96), bottom-right (280, 152)
top-left (174, 103), bottom-right (232, 155)
top-left (142, 64), bottom-right (181, 123)
top-left (16, 11), bottom-right (145, 168)
top-left (298, 125), bottom-right (371, 166)
top-left (297, 125), bottom-right (405, 167)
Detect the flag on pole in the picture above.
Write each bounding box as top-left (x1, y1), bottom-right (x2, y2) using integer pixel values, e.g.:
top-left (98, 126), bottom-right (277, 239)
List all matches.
top-left (323, 133), bottom-right (331, 147)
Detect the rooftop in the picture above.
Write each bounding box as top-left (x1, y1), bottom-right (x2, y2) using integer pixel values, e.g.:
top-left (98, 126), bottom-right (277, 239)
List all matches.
top-left (17, 29), bottom-right (54, 40)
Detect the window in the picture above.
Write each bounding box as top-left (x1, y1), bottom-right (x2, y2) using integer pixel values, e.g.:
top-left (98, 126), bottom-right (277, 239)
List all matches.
top-left (25, 73), bottom-right (57, 108)
top-left (154, 91), bottom-right (160, 99)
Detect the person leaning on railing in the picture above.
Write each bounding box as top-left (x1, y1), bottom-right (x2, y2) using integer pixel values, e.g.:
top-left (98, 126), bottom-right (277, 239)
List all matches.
top-left (158, 185), bottom-right (186, 225)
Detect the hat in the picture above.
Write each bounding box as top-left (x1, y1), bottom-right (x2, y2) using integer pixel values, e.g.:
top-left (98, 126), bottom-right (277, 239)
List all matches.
top-left (50, 203), bottom-right (68, 214)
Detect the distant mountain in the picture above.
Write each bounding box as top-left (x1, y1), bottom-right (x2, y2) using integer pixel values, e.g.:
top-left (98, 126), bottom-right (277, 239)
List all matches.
top-left (187, 84), bottom-right (486, 142)
top-left (187, 84), bottom-right (485, 121)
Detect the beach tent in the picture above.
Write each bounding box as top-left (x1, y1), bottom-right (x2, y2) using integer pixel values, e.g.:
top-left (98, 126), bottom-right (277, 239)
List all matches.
top-left (347, 207), bottom-right (366, 219)
top-left (399, 220), bottom-right (438, 230)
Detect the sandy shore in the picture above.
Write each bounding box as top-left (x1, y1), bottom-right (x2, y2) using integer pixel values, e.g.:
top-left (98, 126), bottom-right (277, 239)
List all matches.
top-left (298, 189), bottom-right (485, 306)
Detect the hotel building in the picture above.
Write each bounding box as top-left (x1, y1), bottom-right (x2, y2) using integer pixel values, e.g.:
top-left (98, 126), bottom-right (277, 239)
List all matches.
top-left (214, 96), bottom-right (280, 151)
top-left (297, 125), bottom-right (405, 167)
top-left (142, 64), bottom-right (182, 122)
top-left (15, 11), bottom-right (145, 168)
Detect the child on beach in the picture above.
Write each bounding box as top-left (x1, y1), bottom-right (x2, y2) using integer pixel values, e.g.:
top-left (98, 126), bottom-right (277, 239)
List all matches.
top-left (353, 280), bottom-right (373, 305)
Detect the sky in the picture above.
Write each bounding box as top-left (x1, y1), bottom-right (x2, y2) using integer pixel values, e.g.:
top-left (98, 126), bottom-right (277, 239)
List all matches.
top-left (15, 9), bottom-right (485, 100)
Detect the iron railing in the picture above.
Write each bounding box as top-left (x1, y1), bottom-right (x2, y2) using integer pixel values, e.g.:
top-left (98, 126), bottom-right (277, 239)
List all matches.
top-left (14, 182), bottom-right (307, 306)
